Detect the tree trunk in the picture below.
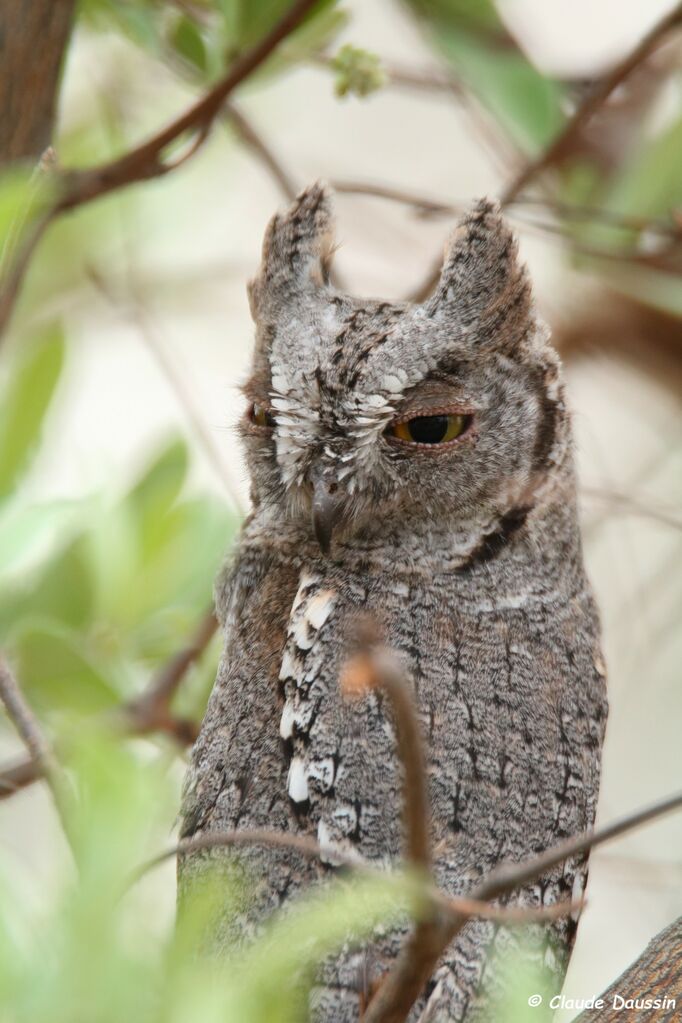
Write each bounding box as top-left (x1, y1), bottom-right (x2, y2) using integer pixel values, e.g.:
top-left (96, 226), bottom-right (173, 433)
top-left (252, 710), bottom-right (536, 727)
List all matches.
top-left (0, 0), bottom-right (76, 164)
top-left (577, 917), bottom-right (682, 1022)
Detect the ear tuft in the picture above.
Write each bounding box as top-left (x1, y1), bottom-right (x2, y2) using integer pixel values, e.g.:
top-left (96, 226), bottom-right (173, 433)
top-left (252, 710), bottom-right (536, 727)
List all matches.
top-left (248, 181), bottom-right (335, 320)
top-left (425, 198), bottom-right (533, 352)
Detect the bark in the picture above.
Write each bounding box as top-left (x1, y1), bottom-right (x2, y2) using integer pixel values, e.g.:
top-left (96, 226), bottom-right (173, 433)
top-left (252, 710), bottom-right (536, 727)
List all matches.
top-left (0, 0), bottom-right (76, 164)
top-left (577, 917), bottom-right (682, 1022)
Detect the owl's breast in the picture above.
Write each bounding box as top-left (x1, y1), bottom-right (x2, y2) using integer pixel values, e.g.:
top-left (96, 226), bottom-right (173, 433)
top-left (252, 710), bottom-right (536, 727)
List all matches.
top-left (185, 541), bottom-right (605, 892)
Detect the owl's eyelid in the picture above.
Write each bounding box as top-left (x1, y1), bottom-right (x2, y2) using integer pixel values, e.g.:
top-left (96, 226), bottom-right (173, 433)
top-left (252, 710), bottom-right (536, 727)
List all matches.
top-left (390, 404), bottom-right (475, 427)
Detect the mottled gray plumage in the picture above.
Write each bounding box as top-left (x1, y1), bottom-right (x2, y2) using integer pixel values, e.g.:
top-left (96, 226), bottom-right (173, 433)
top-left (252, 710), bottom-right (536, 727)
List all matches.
top-left (180, 184), bottom-right (608, 1021)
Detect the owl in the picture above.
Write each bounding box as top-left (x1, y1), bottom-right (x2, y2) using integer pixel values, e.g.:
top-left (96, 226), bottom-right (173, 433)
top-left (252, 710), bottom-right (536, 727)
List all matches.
top-left (179, 184), bottom-right (608, 1021)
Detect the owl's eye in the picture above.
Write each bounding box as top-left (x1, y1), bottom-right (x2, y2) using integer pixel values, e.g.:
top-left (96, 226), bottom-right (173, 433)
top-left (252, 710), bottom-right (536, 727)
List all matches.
top-left (387, 413), bottom-right (470, 446)
top-left (249, 403), bottom-right (276, 429)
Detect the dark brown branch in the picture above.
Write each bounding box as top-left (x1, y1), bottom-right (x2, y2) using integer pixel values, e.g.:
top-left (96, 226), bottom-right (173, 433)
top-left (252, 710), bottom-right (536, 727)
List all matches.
top-left (500, 2), bottom-right (682, 205)
top-left (0, 0), bottom-right (76, 163)
top-left (342, 634), bottom-right (445, 1023)
top-left (363, 791), bottom-right (682, 1023)
top-left (0, 0), bottom-right (320, 335)
top-left (56, 0), bottom-right (318, 209)
top-left (408, 1), bottom-right (682, 303)
top-left (341, 637), bottom-right (431, 870)
top-left (0, 755), bottom-right (40, 796)
top-left (0, 606), bottom-right (218, 799)
top-left (575, 917), bottom-right (682, 1021)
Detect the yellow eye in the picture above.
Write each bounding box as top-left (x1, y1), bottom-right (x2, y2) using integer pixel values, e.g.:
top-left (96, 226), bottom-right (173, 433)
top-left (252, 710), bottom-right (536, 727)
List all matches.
top-left (250, 403), bottom-right (275, 428)
top-left (389, 414), bottom-right (468, 445)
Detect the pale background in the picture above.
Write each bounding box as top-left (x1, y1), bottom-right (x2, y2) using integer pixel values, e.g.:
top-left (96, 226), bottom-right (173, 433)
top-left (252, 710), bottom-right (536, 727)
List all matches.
top-left (1, 0), bottom-right (680, 1015)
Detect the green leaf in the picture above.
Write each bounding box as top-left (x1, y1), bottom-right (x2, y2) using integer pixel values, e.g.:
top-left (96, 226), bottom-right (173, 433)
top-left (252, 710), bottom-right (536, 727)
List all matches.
top-left (436, 29), bottom-right (564, 152)
top-left (0, 326), bottom-right (65, 499)
top-left (606, 115), bottom-right (682, 219)
top-left (27, 538), bottom-right (95, 631)
top-left (403, 0), bottom-right (501, 32)
top-left (77, 0), bottom-right (162, 55)
top-left (126, 437), bottom-right (189, 553)
top-left (0, 497), bottom-right (89, 578)
top-left (10, 621), bottom-right (120, 714)
top-left (169, 14), bottom-right (208, 74)
top-left (227, 0), bottom-right (345, 65)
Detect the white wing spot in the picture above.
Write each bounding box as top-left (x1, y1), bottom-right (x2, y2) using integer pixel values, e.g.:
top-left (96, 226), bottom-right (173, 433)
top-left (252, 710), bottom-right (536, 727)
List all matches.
top-left (279, 647), bottom-right (298, 681)
top-left (305, 590), bottom-right (336, 630)
top-left (292, 616), bottom-right (315, 651)
top-left (280, 702), bottom-right (295, 739)
top-left (287, 756), bottom-right (309, 802)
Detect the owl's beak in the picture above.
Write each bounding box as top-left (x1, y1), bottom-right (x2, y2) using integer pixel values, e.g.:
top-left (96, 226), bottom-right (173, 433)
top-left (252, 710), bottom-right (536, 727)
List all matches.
top-left (311, 475), bottom-right (344, 555)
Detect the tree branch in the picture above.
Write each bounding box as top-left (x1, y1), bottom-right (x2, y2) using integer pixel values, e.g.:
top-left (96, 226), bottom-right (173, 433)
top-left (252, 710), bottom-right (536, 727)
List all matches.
top-left (408, 1), bottom-right (682, 303)
top-left (0, 653), bottom-right (72, 836)
top-left (0, 0), bottom-right (76, 163)
top-left (363, 790), bottom-right (682, 1023)
top-left (500, 2), bottom-right (682, 205)
top-left (575, 917), bottom-right (682, 1021)
top-left (0, 0), bottom-right (320, 336)
top-left (333, 179), bottom-right (682, 242)
top-left (144, 828), bottom-right (582, 928)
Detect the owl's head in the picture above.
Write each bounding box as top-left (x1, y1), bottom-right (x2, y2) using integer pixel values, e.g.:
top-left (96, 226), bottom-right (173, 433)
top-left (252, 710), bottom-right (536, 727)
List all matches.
top-left (241, 183), bottom-right (568, 557)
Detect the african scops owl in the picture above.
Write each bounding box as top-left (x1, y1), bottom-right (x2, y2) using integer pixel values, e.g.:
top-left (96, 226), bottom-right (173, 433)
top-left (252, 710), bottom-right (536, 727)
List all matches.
top-left (180, 184), bottom-right (608, 1021)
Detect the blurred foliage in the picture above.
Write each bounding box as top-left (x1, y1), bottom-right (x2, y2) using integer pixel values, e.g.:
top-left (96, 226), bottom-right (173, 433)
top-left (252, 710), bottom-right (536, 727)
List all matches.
top-left (0, 734), bottom-right (418, 1023)
top-left (78, 0), bottom-right (347, 85)
top-left (1, 1), bottom-right (681, 1020)
top-left (0, 322), bottom-right (235, 731)
top-left (401, 0), bottom-right (682, 326)
top-left (401, 0), bottom-right (566, 152)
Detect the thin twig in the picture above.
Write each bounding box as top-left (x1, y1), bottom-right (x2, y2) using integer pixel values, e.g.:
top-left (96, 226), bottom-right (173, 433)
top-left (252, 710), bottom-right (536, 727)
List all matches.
top-left (0, 606), bottom-right (218, 799)
top-left (312, 53), bottom-right (515, 172)
top-left (341, 633), bottom-right (443, 1023)
top-left (333, 179), bottom-right (682, 241)
top-left (224, 103), bottom-right (298, 200)
top-left (0, 0), bottom-right (320, 336)
top-left (139, 827), bottom-right (582, 927)
top-left (408, 1), bottom-right (682, 303)
top-left (363, 789), bottom-right (682, 1023)
top-left (0, 653), bottom-right (72, 835)
top-left (332, 179), bottom-right (455, 218)
top-left (341, 639), bottom-right (431, 870)
top-left (0, 653), bottom-right (57, 773)
top-left (476, 790), bottom-right (682, 904)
